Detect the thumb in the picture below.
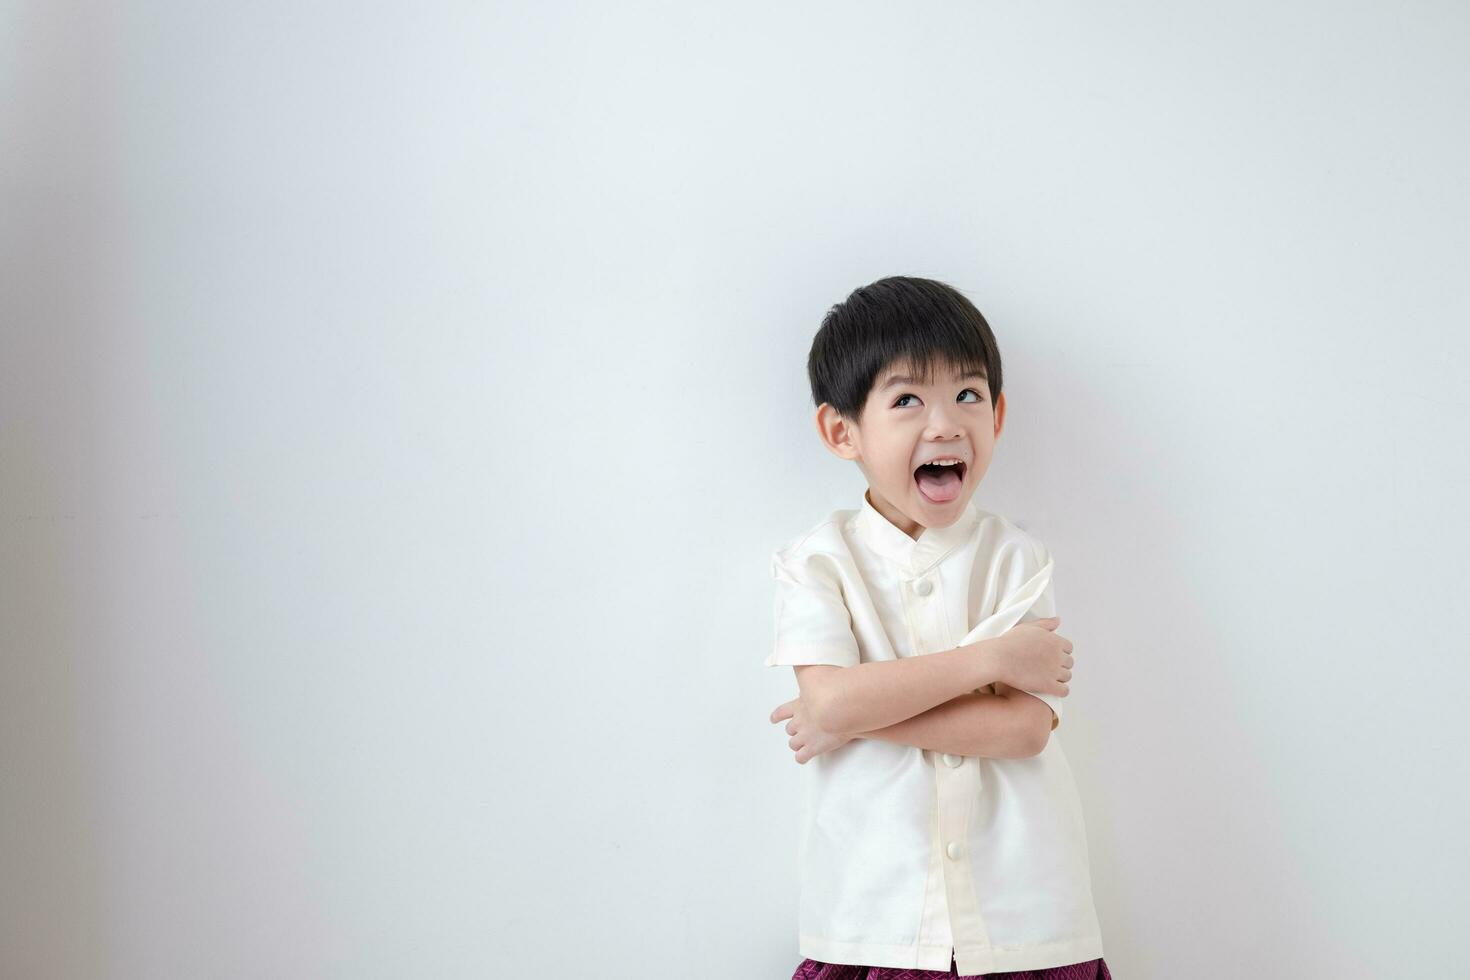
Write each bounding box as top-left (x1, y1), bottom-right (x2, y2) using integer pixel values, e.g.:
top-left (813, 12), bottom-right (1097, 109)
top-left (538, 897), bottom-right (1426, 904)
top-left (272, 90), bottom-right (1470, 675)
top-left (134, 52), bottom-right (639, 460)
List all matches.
top-left (770, 700), bottom-right (795, 723)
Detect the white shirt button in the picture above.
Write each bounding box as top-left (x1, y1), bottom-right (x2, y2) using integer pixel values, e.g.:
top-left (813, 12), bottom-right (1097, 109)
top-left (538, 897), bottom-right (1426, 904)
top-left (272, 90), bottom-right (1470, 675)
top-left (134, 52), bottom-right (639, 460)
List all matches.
top-left (913, 578), bottom-right (933, 596)
top-left (946, 841), bottom-right (961, 860)
top-left (942, 753), bottom-right (962, 768)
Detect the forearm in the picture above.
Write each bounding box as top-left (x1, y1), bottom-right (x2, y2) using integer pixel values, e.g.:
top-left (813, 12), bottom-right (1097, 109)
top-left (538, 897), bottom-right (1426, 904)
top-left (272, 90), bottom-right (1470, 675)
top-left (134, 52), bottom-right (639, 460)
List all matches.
top-left (852, 691), bottom-right (1037, 759)
top-left (994, 680), bottom-right (1059, 732)
top-left (817, 640), bottom-right (1005, 736)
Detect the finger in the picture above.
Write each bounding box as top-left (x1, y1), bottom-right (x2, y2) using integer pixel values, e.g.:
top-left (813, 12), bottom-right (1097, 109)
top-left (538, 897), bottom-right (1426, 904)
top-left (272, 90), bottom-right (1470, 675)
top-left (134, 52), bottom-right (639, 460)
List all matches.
top-left (786, 720), bottom-right (798, 735)
top-left (770, 701), bottom-right (794, 723)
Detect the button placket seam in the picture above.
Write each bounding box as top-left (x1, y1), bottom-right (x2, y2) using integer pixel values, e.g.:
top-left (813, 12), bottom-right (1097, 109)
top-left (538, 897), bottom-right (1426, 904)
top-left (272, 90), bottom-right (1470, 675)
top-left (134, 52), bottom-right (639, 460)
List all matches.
top-left (913, 778), bottom-right (949, 954)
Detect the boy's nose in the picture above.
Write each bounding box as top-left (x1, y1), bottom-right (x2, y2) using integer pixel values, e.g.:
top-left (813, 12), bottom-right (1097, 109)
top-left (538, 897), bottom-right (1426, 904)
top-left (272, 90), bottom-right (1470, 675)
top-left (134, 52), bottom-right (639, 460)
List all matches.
top-left (922, 405), bottom-right (964, 436)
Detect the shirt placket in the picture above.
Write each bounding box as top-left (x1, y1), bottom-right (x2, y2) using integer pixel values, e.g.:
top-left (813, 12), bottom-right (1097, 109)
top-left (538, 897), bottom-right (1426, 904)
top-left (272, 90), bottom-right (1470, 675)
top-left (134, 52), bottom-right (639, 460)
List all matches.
top-left (902, 561), bottom-right (995, 973)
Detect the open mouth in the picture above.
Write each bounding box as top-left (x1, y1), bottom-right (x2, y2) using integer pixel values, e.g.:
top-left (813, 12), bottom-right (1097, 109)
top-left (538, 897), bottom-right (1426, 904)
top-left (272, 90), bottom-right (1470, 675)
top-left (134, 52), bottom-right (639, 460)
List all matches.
top-left (911, 467), bottom-right (970, 484)
top-left (913, 461), bottom-right (966, 503)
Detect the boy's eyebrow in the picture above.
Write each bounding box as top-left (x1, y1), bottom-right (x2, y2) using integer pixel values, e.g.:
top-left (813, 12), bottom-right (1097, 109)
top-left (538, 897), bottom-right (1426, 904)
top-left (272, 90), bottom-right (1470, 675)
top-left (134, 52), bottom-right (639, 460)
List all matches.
top-left (880, 371), bottom-right (988, 389)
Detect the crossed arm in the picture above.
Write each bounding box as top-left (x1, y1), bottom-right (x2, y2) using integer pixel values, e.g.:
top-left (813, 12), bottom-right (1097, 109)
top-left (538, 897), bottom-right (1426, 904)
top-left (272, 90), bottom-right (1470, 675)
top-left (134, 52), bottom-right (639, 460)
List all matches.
top-left (773, 663), bottom-right (1055, 762)
top-left (853, 681), bottom-right (1053, 759)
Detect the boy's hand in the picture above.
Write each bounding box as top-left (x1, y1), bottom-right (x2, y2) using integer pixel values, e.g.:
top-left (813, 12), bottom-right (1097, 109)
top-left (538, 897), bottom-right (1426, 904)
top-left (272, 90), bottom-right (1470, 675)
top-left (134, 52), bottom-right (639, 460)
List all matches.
top-left (988, 616), bottom-right (1074, 696)
top-left (770, 697), bottom-right (855, 764)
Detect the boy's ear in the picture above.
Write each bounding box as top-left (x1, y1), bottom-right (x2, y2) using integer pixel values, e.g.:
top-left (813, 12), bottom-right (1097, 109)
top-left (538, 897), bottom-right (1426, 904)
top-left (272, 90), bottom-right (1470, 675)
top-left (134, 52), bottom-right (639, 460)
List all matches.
top-left (814, 402), bottom-right (861, 461)
top-left (993, 390), bottom-right (1006, 439)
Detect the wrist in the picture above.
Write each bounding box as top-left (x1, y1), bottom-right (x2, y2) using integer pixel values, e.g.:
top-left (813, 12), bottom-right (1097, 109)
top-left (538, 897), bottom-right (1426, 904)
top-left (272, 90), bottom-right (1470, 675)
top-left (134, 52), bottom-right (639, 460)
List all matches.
top-left (969, 638), bottom-right (1007, 691)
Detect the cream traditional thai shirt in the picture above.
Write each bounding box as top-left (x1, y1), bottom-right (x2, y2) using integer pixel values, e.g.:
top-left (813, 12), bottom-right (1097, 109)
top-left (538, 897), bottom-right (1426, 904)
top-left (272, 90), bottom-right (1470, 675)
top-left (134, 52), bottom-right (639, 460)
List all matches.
top-left (766, 490), bottom-right (1105, 975)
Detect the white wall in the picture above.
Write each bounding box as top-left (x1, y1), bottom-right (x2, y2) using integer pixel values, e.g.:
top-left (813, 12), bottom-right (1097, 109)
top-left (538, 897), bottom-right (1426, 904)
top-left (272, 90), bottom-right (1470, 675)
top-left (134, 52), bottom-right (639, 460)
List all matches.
top-left (3, 2), bottom-right (1467, 978)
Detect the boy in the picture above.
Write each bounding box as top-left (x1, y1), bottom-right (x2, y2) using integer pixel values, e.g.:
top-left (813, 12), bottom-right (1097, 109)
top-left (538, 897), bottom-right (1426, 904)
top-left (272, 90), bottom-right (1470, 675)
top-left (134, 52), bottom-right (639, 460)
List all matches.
top-left (765, 276), bottom-right (1109, 978)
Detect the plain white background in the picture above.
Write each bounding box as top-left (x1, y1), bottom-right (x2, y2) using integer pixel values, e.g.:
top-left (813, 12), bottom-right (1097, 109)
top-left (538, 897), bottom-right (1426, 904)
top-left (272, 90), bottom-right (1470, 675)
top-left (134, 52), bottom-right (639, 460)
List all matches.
top-left (3, 2), bottom-right (1467, 978)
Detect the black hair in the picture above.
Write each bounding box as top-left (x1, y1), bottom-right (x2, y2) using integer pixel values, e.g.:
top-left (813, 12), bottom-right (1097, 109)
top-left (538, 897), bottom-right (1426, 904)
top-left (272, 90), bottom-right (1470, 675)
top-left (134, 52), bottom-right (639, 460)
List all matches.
top-left (806, 276), bottom-right (1003, 421)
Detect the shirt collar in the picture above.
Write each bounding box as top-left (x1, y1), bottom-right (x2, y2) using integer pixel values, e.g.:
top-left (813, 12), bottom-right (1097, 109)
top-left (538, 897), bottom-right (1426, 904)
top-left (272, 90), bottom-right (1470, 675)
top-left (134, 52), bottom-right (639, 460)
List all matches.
top-left (856, 487), bottom-right (980, 573)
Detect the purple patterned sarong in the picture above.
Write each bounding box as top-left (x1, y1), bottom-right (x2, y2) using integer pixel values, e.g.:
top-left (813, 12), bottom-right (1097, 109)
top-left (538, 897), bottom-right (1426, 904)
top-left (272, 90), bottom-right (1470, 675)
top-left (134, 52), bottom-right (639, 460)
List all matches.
top-left (791, 953), bottom-right (1112, 980)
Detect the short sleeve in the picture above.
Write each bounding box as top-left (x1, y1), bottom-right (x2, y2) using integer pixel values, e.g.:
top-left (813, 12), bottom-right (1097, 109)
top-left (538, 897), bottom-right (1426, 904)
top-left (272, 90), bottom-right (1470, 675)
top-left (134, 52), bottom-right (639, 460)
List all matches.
top-left (765, 549), bottom-right (861, 668)
top-left (1014, 540), bottom-right (1064, 730)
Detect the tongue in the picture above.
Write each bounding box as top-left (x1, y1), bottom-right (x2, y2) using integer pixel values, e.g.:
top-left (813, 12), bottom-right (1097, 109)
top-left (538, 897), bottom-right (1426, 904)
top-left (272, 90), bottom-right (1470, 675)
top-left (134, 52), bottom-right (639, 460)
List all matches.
top-left (916, 467), bottom-right (961, 503)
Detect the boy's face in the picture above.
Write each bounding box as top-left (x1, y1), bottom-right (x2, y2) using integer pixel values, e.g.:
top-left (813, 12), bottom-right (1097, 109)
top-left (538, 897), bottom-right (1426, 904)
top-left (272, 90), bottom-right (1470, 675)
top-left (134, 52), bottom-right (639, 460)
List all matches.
top-left (815, 357), bottom-right (1005, 541)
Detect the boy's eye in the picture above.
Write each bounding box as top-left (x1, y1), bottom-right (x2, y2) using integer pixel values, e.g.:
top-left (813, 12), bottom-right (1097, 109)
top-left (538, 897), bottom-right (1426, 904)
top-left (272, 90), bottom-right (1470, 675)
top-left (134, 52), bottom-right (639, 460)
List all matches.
top-left (894, 389), bottom-right (985, 408)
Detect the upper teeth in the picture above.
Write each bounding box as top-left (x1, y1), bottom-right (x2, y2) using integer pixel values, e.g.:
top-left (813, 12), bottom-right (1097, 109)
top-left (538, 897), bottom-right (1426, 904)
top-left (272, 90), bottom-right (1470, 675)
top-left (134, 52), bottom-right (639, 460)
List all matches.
top-left (924, 459), bottom-right (962, 466)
